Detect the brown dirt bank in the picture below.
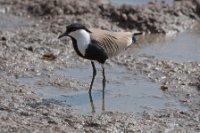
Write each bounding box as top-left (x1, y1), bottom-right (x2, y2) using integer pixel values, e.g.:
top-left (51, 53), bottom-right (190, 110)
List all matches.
top-left (0, 0), bottom-right (200, 34)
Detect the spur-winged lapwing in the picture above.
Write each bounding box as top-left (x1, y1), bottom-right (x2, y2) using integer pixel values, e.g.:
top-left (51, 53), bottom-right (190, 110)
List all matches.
top-left (58, 23), bottom-right (141, 94)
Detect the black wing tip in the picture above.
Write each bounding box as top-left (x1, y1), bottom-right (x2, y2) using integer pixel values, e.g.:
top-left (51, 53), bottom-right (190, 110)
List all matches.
top-left (132, 32), bottom-right (142, 43)
top-left (133, 32), bottom-right (143, 36)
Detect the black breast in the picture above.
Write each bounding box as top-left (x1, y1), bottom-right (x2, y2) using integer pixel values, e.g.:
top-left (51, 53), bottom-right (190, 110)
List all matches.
top-left (85, 40), bottom-right (108, 64)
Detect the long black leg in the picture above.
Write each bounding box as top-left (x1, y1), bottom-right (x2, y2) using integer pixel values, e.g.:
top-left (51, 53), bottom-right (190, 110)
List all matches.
top-left (89, 61), bottom-right (97, 94)
top-left (88, 61), bottom-right (97, 113)
top-left (101, 64), bottom-right (106, 111)
top-left (101, 64), bottom-right (106, 91)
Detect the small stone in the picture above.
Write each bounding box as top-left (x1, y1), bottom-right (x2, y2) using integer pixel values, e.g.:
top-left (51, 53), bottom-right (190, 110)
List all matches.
top-left (26, 46), bottom-right (34, 52)
top-left (121, 13), bottom-right (128, 21)
top-left (1, 36), bottom-right (6, 41)
top-left (42, 53), bottom-right (57, 61)
top-left (160, 85), bottom-right (168, 91)
top-left (179, 99), bottom-right (191, 103)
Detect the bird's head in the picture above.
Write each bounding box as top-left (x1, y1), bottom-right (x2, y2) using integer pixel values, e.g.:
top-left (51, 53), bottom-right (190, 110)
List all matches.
top-left (58, 23), bottom-right (91, 39)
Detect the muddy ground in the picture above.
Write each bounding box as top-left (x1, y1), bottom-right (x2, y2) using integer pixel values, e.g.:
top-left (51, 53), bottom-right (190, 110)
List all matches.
top-left (0, 0), bottom-right (200, 132)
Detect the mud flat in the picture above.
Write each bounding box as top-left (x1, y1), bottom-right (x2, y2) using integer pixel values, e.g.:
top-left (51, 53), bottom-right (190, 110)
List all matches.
top-left (0, 0), bottom-right (200, 132)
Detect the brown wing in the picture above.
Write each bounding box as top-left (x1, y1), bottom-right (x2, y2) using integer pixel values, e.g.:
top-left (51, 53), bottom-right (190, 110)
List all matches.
top-left (89, 28), bottom-right (133, 57)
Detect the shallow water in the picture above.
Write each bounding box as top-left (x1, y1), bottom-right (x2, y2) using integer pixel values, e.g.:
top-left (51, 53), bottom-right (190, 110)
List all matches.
top-left (18, 65), bottom-right (187, 114)
top-left (133, 29), bottom-right (200, 62)
top-left (112, 0), bottom-right (174, 5)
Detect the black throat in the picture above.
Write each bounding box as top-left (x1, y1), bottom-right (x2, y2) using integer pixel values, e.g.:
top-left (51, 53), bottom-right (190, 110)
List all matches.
top-left (71, 38), bottom-right (84, 58)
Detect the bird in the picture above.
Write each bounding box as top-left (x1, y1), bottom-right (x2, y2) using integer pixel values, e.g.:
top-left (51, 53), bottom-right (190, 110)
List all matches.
top-left (58, 23), bottom-right (141, 94)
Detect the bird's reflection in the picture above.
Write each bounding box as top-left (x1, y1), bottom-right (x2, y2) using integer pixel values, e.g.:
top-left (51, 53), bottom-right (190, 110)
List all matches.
top-left (89, 92), bottom-right (95, 113)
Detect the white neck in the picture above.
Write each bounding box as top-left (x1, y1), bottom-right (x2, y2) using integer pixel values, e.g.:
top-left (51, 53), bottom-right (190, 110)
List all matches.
top-left (69, 29), bottom-right (90, 56)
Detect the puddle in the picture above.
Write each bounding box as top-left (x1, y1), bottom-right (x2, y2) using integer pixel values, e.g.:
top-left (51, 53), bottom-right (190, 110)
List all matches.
top-left (55, 66), bottom-right (90, 83)
top-left (18, 65), bottom-right (187, 114)
top-left (112, 0), bottom-right (174, 5)
top-left (129, 28), bottom-right (200, 62)
top-left (0, 13), bottom-right (32, 31)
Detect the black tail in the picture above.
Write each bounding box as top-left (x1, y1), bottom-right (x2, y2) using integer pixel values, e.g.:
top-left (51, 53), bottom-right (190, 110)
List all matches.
top-left (132, 32), bottom-right (142, 43)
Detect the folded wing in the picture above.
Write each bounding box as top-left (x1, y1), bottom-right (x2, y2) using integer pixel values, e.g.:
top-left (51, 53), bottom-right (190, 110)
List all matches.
top-left (89, 28), bottom-right (133, 57)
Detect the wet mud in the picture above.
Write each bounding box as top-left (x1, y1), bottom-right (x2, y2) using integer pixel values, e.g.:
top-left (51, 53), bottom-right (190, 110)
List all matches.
top-left (0, 0), bottom-right (200, 132)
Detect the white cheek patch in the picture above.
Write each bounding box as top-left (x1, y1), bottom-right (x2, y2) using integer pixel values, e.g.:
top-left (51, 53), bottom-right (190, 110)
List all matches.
top-left (69, 30), bottom-right (90, 56)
